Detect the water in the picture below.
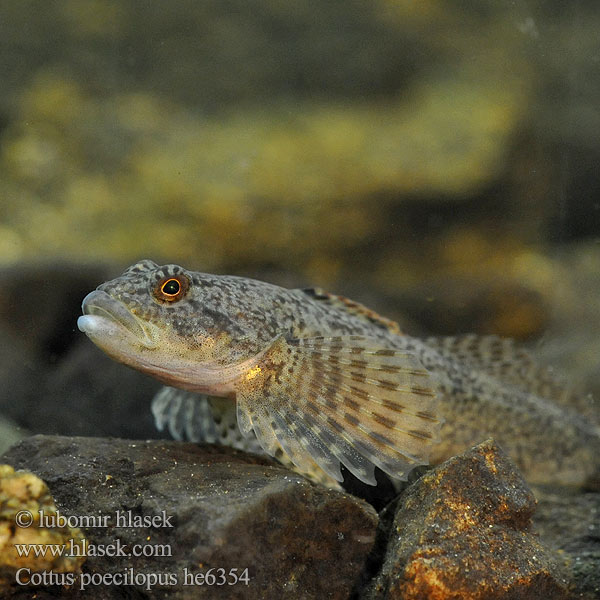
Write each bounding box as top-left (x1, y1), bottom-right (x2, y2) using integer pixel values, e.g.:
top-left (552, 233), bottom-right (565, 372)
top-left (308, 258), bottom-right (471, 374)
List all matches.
top-left (0, 2), bottom-right (598, 597)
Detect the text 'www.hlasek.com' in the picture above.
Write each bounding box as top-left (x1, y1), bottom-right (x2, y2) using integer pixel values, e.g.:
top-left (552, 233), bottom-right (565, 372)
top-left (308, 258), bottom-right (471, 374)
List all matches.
top-left (12, 509), bottom-right (251, 591)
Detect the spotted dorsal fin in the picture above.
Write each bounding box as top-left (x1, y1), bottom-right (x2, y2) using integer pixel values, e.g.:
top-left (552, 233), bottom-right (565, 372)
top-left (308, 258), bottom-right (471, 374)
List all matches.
top-left (303, 288), bottom-right (403, 335)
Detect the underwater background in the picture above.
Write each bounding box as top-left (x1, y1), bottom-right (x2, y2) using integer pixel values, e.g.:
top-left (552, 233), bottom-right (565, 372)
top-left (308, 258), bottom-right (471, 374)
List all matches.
top-left (0, 3), bottom-right (599, 599)
top-left (0, 0), bottom-right (598, 448)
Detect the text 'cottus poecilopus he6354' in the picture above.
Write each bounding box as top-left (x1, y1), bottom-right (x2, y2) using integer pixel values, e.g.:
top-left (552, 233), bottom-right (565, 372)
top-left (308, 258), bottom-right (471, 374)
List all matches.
top-left (78, 260), bottom-right (600, 489)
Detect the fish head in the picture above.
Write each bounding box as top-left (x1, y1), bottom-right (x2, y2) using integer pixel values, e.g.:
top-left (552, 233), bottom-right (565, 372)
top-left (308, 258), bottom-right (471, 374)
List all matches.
top-left (77, 259), bottom-right (256, 391)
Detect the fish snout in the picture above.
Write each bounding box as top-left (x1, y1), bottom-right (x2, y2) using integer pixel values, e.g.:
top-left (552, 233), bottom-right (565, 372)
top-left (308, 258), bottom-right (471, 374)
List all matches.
top-left (78, 290), bottom-right (157, 348)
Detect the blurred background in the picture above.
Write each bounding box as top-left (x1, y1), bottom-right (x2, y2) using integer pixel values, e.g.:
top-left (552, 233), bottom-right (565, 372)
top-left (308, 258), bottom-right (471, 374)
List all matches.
top-left (0, 0), bottom-right (598, 451)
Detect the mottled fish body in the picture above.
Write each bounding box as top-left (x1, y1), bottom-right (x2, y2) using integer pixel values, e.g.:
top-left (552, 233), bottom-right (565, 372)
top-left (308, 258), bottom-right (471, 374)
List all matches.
top-left (78, 260), bottom-right (599, 488)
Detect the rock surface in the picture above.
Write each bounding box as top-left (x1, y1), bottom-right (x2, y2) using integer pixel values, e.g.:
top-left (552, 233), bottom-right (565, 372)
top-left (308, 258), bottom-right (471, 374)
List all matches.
top-left (1, 435), bottom-right (378, 599)
top-left (364, 440), bottom-right (572, 600)
top-left (534, 485), bottom-right (600, 600)
top-left (1, 434), bottom-right (594, 599)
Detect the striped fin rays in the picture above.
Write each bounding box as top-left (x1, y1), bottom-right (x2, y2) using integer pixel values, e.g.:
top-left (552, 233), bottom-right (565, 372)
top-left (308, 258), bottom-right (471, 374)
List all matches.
top-left (235, 335), bottom-right (442, 485)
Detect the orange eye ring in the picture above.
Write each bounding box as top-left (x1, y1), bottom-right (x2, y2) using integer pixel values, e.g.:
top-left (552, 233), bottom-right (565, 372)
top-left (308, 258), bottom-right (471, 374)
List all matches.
top-left (161, 278), bottom-right (180, 296)
top-left (154, 275), bottom-right (189, 303)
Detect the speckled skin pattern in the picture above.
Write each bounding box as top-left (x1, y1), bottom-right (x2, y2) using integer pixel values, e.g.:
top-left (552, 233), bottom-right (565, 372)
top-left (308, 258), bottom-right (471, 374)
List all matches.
top-left (82, 260), bottom-right (600, 488)
top-left (103, 260), bottom-right (402, 359)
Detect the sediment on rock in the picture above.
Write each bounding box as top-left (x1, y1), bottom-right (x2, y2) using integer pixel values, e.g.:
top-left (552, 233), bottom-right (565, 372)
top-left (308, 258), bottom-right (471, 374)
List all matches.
top-left (363, 439), bottom-right (573, 600)
top-left (1, 435), bottom-right (378, 600)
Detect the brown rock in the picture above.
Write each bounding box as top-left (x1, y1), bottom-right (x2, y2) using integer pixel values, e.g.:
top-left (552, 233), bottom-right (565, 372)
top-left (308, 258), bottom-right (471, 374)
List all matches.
top-left (1, 435), bottom-right (377, 599)
top-left (365, 440), bottom-right (572, 600)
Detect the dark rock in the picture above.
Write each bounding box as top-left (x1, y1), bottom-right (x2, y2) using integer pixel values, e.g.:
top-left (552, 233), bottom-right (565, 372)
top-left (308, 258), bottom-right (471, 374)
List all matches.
top-left (533, 485), bottom-right (600, 600)
top-left (0, 262), bottom-right (162, 440)
top-left (0, 330), bottom-right (161, 440)
top-left (39, 339), bottom-right (161, 438)
top-left (0, 262), bottom-right (108, 358)
top-left (1, 435), bottom-right (377, 599)
top-left (364, 439), bottom-right (572, 600)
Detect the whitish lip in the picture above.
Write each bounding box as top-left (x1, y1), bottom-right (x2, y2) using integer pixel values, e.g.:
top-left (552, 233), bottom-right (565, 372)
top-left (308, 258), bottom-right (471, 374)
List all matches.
top-left (77, 290), bottom-right (157, 348)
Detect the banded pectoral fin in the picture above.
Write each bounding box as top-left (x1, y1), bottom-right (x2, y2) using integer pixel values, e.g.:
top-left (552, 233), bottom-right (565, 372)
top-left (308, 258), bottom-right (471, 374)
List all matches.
top-left (152, 387), bottom-right (220, 443)
top-left (234, 335), bottom-right (442, 485)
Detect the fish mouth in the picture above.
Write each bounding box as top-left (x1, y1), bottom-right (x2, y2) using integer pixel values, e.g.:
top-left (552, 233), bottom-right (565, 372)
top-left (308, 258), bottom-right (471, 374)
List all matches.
top-left (77, 290), bottom-right (157, 349)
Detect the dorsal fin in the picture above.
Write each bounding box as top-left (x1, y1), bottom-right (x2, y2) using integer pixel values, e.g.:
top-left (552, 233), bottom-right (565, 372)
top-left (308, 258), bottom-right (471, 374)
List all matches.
top-left (303, 288), bottom-right (403, 335)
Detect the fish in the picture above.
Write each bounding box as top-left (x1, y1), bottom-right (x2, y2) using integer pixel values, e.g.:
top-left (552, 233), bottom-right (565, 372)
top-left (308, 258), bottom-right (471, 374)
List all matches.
top-left (77, 259), bottom-right (600, 489)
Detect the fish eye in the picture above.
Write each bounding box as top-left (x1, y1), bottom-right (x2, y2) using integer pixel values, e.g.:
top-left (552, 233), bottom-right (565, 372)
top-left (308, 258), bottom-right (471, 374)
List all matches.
top-left (162, 279), bottom-right (180, 295)
top-left (154, 275), bottom-right (189, 303)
